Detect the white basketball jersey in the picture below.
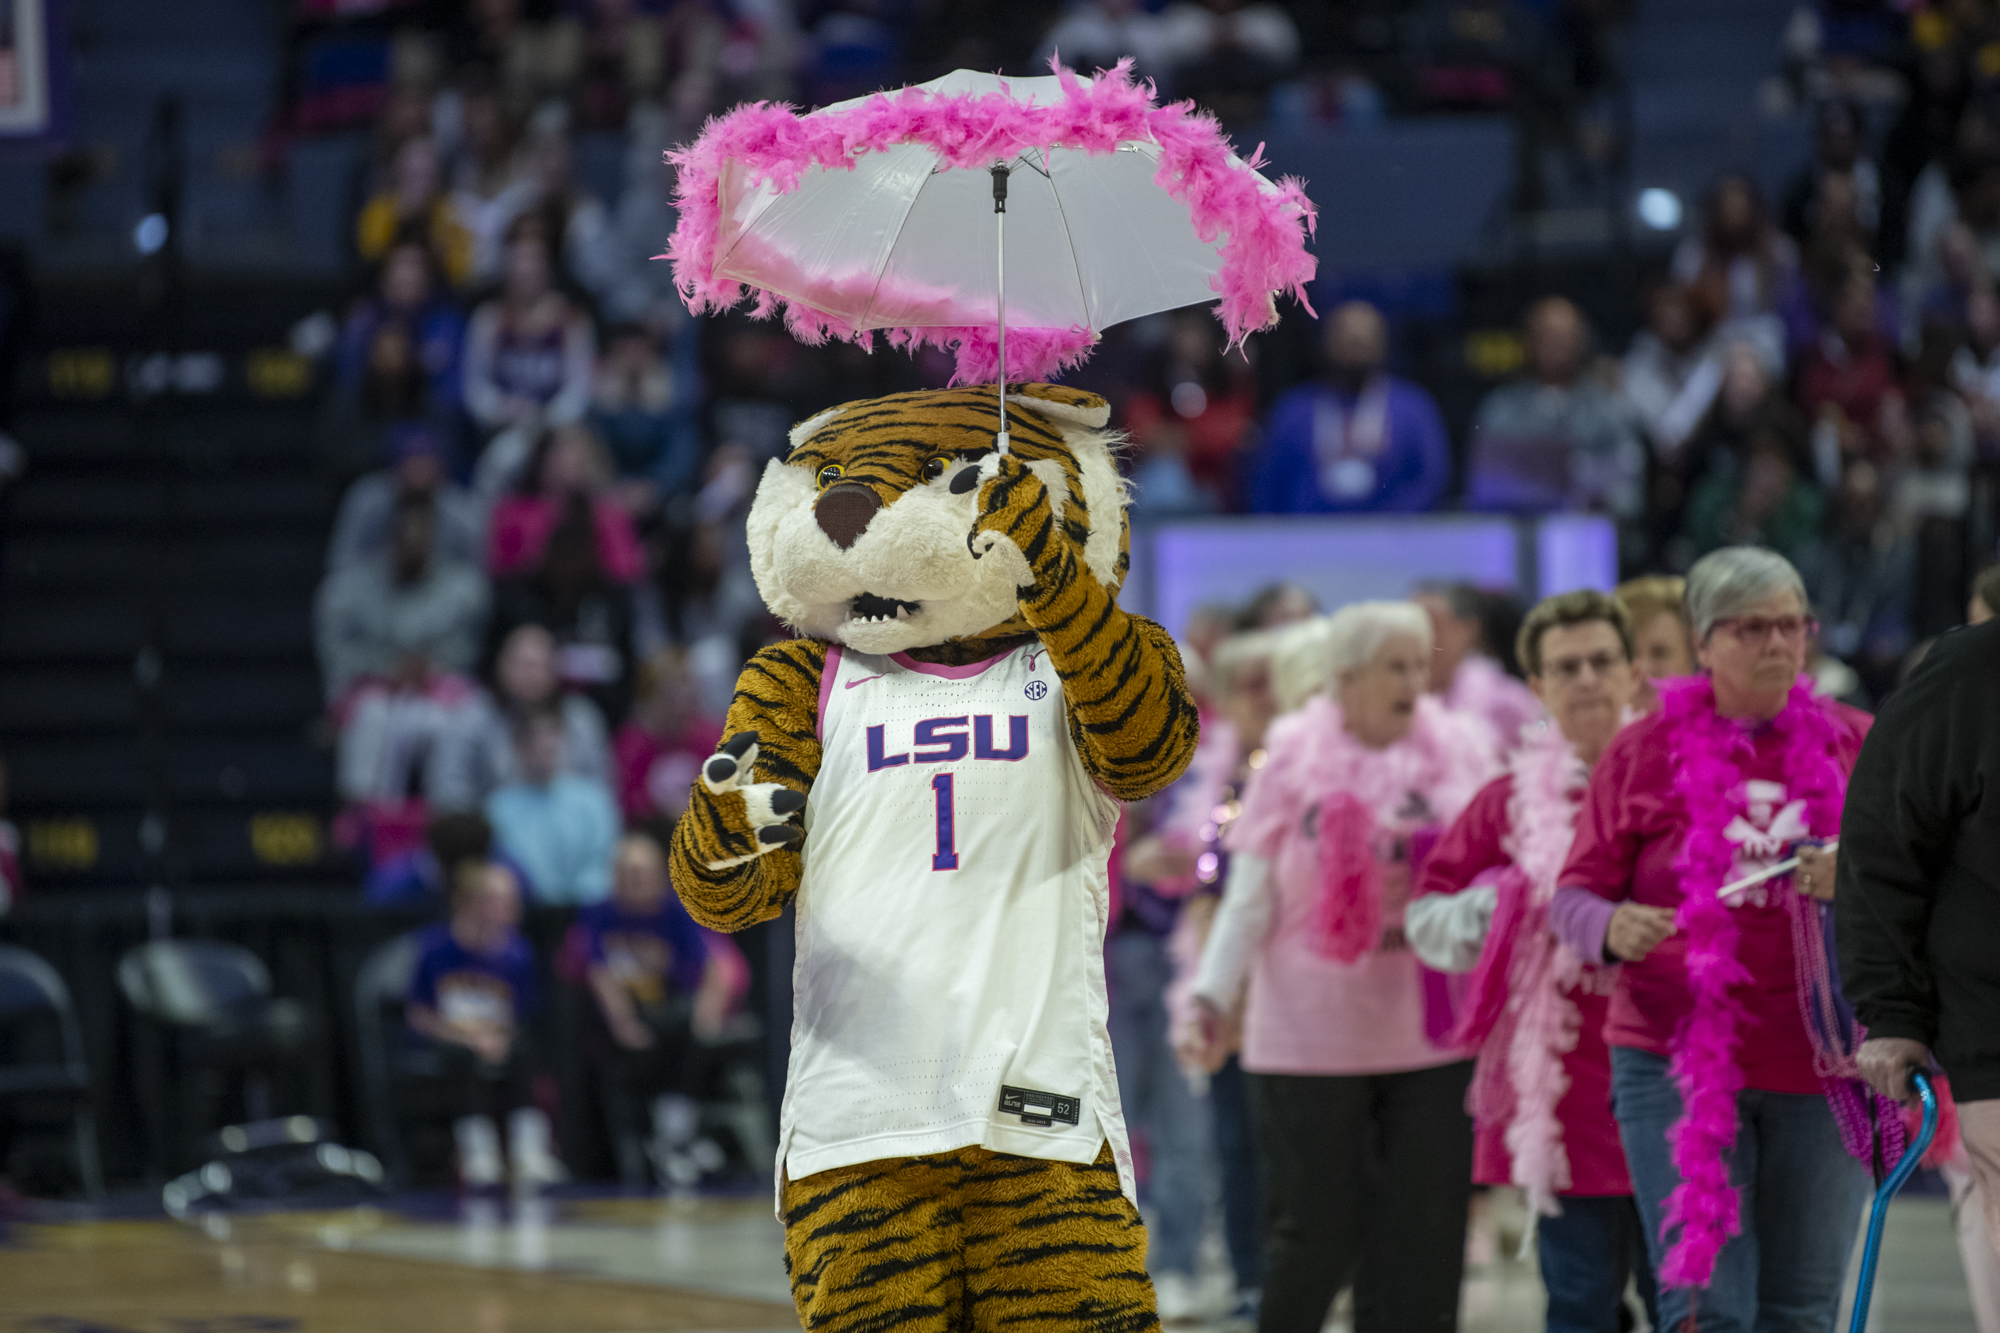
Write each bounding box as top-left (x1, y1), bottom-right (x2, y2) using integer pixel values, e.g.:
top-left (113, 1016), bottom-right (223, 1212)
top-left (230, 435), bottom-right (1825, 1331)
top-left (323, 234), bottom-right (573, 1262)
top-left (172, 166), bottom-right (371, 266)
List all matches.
top-left (777, 642), bottom-right (1134, 1205)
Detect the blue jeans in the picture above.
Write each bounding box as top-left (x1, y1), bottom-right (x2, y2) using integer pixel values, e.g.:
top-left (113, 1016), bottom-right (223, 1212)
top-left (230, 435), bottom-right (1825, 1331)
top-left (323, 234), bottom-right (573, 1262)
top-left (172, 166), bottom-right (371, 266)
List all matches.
top-left (1539, 1194), bottom-right (1656, 1333)
top-left (1107, 926), bottom-right (1216, 1276)
top-left (1610, 1046), bottom-right (1870, 1333)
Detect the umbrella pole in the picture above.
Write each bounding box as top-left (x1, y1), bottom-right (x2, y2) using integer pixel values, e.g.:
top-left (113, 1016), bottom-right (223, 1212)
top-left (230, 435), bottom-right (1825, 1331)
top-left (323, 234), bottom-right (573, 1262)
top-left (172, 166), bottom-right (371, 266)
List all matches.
top-left (991, 163), bottom-right (1010, 455)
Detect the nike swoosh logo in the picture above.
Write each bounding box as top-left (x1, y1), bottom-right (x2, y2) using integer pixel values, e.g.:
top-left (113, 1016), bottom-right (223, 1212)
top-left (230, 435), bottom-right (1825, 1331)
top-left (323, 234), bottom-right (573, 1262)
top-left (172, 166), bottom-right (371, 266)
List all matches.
top-left (843, 674), bottom-right (886, 689)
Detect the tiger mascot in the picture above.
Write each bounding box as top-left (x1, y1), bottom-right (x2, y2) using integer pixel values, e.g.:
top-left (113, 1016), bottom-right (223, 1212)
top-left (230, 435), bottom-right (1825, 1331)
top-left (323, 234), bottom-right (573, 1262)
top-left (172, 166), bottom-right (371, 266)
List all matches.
top-left (669, 381), bottom-right (1199, 1332)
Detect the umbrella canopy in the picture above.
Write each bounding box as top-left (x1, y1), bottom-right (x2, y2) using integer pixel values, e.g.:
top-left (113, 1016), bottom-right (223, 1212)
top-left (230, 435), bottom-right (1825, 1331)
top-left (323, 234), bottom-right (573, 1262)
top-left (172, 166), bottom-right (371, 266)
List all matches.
top-left (667, 63), bottom-right (1317, 385)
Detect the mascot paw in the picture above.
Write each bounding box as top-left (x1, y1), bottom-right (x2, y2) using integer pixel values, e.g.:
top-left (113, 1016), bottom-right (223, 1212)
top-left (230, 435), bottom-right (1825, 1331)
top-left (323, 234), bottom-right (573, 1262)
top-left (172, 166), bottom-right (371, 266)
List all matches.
top-left (966, 453), bottom-right (1074, 592)
top-left (697, 731), bottom-right (807, 869)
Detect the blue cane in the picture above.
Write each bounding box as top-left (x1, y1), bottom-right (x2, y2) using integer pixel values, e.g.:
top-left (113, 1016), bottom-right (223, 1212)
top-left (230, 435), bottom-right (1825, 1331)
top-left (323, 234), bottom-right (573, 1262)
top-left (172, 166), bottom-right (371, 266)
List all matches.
top-left (1846, 1069), bottom-right (1939, 1333)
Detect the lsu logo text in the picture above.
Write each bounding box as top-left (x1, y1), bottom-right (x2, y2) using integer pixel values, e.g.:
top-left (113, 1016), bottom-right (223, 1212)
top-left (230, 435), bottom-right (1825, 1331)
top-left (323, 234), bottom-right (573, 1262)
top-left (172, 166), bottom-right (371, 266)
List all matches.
top-left (867, 715), bottom-right (1029, 771)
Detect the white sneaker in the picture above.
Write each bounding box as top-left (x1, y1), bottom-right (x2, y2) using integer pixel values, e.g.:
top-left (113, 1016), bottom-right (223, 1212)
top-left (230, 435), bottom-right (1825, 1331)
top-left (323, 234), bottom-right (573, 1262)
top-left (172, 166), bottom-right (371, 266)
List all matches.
top-left (1153, 1271), bottom-right (1204, 1324)
top-left (689, 1137), bottom-right (727, 1173)
top-left (651, 1094), bottom-right (699, 1147)
top-left (647, 1094), bottom-right (702, 1188)
top-left (453, 1115), bottom-right (503, 1189)
top-left (507, 1107), bottom-right (569, 1190)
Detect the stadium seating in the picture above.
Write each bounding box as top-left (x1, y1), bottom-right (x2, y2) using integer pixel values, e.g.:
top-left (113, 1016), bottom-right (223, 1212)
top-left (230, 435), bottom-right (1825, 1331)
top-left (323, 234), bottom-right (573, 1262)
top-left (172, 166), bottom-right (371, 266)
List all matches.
top-left (0, 943), bottom-right (105, 1198)
top-left (1, 287), bottom-right (348, 891)
top-left (117, 937), bottom-right (314, 1175)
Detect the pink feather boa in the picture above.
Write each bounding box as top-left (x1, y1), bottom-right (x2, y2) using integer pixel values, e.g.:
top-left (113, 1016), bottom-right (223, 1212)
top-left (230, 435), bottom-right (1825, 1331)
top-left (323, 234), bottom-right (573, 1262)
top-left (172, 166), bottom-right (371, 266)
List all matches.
top-left (1656, 676), bottom-right (1850, 1289)
top-left (1312, 794), bottom-right (1384, 963)
top-left (1230, 694), bottom-right (1497, 973)
top-left (664, 60), bottom-right (1318, 384)
top-left (1452, 722), bottom-right (1590, 1215)
top-left (1228, 694), bottom-right (1496, 864)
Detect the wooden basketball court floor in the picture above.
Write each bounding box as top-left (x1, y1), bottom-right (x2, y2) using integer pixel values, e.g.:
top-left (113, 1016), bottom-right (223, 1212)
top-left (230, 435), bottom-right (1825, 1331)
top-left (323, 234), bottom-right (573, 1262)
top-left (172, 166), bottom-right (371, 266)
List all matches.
top-left (0, 1189), bottom-right (1976, 1332)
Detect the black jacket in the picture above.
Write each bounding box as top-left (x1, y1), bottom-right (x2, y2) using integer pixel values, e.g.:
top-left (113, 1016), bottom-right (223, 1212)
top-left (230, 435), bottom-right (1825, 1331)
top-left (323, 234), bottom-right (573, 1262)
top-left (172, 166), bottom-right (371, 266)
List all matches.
top-left (1837, 619), bottom-right (2000, 1099)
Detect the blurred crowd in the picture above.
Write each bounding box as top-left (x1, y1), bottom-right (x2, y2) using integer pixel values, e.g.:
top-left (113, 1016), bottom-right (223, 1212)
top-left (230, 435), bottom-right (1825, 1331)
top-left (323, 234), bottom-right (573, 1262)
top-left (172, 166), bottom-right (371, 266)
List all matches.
top-left (294, 0), bottom-right (2000, 752)
top-left (1129, 123), bottom-right (2000, 705)
top-left (276, 0), bottom-right (1629, 147)
top-left (264, 0), bottom-right (2000, 1200)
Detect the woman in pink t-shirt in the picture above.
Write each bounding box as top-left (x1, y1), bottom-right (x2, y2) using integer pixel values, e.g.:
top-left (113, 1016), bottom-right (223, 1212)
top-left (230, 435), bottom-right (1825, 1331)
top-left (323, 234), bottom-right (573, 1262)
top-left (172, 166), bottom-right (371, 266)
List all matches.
top-left (486, 423), bottom-right (646, 585)
top-left (1188, 602), bottom-right (1496, 1333)
top-left (613, 649), bottom-right (722, 821)
top-left (1552, 546), bottom-right (1878, 1331)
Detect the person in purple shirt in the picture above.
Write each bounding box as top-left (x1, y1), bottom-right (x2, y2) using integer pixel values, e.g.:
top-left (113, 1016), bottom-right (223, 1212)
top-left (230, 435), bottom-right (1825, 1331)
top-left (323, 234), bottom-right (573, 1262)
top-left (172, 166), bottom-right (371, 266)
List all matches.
top-left (336, 239), bottom-right (467, 414)
top-left (573, 826), bottom-right (730, 1187)
top-left (1248, 301), bottom-right (1452, 514)
top-left (404, 861), bottom-right (565, 1189)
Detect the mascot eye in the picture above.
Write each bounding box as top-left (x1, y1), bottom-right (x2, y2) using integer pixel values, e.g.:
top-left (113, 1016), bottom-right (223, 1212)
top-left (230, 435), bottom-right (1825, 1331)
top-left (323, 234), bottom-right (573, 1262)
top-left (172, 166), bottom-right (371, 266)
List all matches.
top-left (921, 456), bottom-right (948, 482)
top-left (816, 464), bottom-right (844, 489)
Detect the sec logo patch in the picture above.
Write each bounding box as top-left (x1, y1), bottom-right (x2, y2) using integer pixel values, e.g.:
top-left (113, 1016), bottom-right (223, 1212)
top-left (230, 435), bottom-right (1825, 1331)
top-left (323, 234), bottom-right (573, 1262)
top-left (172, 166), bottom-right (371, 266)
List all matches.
top-left (1024, 680), bottom-right (1049, 701)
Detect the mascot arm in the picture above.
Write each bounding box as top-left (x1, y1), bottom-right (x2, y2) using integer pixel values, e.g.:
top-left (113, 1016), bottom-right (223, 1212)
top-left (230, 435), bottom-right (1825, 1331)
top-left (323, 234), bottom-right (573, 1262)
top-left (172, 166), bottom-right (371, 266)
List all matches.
top-left (667, 638), bottom-right (827, 931)
top-left (971, 455), bottom-right (1199, 802)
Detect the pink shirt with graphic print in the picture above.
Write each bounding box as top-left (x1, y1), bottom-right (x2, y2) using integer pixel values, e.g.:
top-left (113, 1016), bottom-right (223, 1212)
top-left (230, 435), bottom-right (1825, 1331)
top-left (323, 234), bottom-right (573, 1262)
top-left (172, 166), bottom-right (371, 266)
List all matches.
top-left (1558, 703), bottom-right (1870, 1095)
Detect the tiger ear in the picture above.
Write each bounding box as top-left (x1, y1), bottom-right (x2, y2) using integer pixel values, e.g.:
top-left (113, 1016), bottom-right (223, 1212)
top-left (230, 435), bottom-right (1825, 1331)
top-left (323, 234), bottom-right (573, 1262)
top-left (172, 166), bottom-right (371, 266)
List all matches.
top-left (788, 406), bottom-right (844, 451)
top-left (1013, 383), bottom-right (1110, 431)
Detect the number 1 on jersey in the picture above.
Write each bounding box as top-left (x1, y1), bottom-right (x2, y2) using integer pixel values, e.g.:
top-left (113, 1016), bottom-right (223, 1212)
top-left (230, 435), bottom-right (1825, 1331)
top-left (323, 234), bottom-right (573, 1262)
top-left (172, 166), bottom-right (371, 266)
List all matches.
top-left (930, 772), bottom-right (959, 871)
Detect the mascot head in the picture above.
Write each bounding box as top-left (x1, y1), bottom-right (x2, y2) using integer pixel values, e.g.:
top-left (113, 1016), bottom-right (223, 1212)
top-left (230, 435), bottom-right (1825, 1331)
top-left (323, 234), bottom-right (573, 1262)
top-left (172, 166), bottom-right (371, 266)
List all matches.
top-left (745, 383), bottom-right (1129, 654)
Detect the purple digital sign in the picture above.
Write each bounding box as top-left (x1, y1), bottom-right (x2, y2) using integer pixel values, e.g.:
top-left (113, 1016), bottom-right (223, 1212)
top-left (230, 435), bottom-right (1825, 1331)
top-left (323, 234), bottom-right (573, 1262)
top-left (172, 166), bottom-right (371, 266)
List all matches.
top-left (1129, 514), bottom-right (1617, 637)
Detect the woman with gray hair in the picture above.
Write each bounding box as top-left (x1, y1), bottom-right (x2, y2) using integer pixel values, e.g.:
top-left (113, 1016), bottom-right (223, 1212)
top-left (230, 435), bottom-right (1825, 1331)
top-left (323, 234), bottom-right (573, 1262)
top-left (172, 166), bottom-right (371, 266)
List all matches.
top-left (1186, 600), bottom-right (1498, 1332)
top-left (1551, 546), bottom-right (1885, 1330)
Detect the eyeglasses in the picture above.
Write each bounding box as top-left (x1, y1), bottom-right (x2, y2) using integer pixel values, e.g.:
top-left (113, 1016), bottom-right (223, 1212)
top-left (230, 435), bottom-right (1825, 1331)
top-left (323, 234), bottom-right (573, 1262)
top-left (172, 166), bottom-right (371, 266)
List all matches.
top-left (1710, 615), bottom-right (1817, 645)
top-left (1544, 651), bottom-right (1628, 683)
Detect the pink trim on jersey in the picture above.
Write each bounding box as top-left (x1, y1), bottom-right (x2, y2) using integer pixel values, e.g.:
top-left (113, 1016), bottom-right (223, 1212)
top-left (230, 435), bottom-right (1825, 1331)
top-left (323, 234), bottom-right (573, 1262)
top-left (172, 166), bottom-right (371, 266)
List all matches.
top-left (889, 650), bottom-right (1011, 680)
top-left (817, 645), bottom-right (843, 742)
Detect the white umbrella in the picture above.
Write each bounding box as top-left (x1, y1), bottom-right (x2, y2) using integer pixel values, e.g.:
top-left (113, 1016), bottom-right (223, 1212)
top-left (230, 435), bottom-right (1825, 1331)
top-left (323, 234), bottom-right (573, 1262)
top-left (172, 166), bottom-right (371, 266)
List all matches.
top-left (667, 63), bottom-right (1317, 450)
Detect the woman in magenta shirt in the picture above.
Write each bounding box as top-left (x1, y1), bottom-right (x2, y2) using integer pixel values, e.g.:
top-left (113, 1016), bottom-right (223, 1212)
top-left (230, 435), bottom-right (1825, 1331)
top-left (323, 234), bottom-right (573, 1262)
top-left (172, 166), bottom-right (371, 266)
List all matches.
top-left (1552, 546), bottom-right (1877, 1333)
top-left (1409, 589), bottom-right (1654, 1333)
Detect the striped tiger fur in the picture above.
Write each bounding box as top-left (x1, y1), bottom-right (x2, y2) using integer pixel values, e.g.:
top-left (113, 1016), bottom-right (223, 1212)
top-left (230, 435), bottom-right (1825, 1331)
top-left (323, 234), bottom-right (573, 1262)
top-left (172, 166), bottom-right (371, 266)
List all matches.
top-left (666, 635), bottom-right (826, 931)
top-left (783, 1144), bottom-right (1158, 1333)
top-left (965, 446), bottom-right (1201, 803)
top-left (667, 382), bottom-right (1199, 931)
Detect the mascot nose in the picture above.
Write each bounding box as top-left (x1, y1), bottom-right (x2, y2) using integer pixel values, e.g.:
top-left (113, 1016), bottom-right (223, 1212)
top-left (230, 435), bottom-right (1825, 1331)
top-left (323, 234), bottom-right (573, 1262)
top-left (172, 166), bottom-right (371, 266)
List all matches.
top-left (815, 483), bottom-right (880, 550)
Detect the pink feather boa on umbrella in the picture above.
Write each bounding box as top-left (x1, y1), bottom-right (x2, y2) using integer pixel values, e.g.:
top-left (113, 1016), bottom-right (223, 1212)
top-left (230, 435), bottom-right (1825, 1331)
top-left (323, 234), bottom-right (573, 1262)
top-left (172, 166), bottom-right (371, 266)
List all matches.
top-left (664, 60), bottom-right (1318, 384)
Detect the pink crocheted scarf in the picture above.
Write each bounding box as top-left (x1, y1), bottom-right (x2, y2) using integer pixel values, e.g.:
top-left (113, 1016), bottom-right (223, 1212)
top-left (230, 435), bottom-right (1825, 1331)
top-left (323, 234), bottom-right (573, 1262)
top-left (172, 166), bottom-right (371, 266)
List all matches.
top-left (1655, 676), bottom-right (1899, 1289)
top-left (664, 60), bottom-right (1318, 384)
top-left (1451, 722), bottom-right (1589, 1215)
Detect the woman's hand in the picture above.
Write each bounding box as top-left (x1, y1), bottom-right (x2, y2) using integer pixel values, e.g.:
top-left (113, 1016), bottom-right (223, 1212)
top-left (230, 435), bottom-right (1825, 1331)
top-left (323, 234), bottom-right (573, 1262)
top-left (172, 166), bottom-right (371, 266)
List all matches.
top-left (1123, 834), bottom-right (1198, 886)
top-left (465, 1024), bottom-right (512, 1066)
top-left (691, 963), bottom-right (734, 1040)
top-left (1605, 903), bottom-right (1677, 962)
top-left (1795, 843), bottom-right (1838, 902)
top-left (1174, 995), bottom-right (1236, 1075)
top-left (1856, 1036), bottom-right (1932, 1105)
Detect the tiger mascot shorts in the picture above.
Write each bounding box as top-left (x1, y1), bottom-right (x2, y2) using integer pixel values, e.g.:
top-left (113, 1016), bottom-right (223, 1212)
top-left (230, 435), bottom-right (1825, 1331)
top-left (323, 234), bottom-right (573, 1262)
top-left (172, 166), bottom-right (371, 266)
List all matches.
top-left (785, 1144), bottom-right (1157, 1332)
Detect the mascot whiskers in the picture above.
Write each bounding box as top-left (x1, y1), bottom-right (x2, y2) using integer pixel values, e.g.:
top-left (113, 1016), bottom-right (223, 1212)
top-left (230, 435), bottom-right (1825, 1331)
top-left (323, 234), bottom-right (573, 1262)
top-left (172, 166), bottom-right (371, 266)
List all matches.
top-left (669, 381), bottom-right (1199, 1332)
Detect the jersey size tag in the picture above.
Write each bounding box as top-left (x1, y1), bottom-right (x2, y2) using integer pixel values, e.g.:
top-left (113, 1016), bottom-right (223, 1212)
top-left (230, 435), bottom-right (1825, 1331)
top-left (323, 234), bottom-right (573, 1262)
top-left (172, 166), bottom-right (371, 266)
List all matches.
top-left (999, 1085), bottom-right (1081, 1127)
